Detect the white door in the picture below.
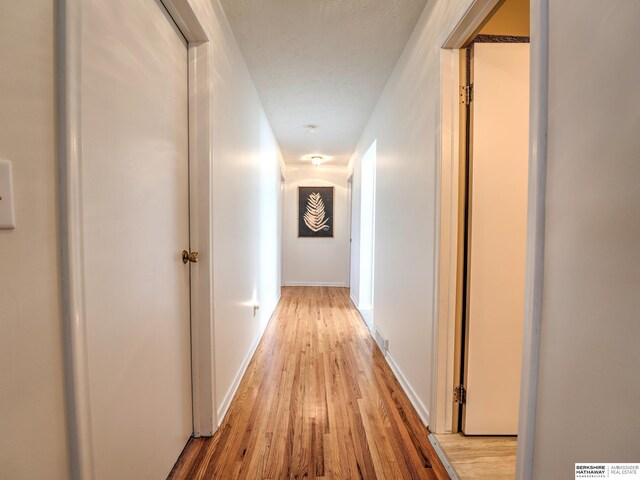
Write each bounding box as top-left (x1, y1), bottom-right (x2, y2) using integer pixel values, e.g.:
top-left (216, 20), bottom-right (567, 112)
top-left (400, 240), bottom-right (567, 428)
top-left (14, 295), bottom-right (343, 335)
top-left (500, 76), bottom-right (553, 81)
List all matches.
top-left (81, 0), bottom-right (192, 477)
top-left (462, 43), bottom-right (530, 435)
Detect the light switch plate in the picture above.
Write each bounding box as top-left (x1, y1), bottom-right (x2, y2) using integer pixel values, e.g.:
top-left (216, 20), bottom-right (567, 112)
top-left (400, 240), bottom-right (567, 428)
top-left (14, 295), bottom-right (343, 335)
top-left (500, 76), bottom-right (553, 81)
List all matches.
top-left (0, 160), bottom-right (16, 229)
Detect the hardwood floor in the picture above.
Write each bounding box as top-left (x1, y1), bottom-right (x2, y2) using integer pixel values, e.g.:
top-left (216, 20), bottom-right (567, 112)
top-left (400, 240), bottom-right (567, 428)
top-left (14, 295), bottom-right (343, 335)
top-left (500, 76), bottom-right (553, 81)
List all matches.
top-left (433, 434), bottom-right (516, 480)
top-left (169, 287), bottom-right (449, 479)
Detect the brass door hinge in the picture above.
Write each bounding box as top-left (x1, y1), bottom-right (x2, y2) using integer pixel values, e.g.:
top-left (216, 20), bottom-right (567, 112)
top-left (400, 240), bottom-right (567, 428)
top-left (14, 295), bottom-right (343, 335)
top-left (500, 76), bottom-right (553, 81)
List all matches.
top-left (459, 84), bottom-right (473, 105)
top-left (454, 385), bottom-right (467, 405)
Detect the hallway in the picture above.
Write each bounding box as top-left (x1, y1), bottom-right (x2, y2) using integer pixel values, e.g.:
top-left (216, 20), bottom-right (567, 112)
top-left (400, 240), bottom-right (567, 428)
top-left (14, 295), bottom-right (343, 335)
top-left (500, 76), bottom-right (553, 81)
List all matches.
top-left (3, 1), bottom-right (640, 478)
top-left (169, 287), bottom-right (448, 479)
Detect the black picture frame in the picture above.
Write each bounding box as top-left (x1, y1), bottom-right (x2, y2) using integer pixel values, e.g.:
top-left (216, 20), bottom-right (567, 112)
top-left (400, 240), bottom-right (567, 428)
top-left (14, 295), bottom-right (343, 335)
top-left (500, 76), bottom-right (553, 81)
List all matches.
top-left (298, 186), bottom-right (334, 238)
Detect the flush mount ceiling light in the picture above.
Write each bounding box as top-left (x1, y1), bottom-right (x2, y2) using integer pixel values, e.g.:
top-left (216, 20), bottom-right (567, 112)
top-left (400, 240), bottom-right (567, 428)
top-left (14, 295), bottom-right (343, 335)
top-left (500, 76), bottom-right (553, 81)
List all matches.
top-left (302, 153), bottom-right (331, 166)
top-left (304, 124), bottom-right (318, 133)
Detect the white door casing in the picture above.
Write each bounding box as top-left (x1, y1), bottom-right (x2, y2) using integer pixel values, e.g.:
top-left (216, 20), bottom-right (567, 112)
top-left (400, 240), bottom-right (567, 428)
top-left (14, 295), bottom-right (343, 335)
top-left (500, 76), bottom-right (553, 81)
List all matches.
top-left (463, 42), bottom-right (530, 435)
top-left (359, 140), bottom-right (377, 311)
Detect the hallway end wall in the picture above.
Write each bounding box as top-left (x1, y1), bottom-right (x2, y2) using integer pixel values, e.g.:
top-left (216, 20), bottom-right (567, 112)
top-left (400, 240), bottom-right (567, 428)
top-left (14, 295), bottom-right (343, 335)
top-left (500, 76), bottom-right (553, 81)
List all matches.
top-left (282, 165), bottom-right (350, 287)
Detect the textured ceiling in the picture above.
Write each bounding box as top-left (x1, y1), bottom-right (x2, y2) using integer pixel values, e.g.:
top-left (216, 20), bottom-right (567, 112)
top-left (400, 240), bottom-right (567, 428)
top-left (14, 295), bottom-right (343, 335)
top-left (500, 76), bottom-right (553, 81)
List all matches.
top-left (219, 0), bottom-right (428, 165)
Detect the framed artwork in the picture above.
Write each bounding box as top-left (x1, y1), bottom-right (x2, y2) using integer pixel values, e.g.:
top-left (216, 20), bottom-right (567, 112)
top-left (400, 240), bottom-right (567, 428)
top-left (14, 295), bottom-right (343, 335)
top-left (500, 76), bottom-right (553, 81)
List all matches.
top-left (298, 186), bottom-right (334, 238)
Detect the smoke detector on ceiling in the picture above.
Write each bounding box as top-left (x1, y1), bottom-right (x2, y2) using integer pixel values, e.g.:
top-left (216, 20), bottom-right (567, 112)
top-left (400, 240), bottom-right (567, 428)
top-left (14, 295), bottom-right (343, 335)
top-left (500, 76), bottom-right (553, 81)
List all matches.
top-left (304, 124), bottom-right (318, 133)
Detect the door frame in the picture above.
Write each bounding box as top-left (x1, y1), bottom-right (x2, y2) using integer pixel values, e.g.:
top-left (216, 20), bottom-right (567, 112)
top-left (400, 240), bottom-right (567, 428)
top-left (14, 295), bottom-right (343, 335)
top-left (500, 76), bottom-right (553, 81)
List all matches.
top-left (358, 140), bottom-right (377, 311)
top-left (347, 173), bottom-right (353, 289)
top-left (430, 0), bottom-right (548, 478)
top-left (57, 1), bottom-right (216, 478)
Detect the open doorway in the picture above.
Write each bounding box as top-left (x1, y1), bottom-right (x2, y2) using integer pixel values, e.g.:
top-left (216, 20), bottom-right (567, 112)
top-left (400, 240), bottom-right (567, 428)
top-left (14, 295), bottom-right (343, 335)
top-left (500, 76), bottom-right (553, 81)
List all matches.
top-left (358, 140), bottom-right (377, 330)
top-left (430, 0), bottom-right (531, 478)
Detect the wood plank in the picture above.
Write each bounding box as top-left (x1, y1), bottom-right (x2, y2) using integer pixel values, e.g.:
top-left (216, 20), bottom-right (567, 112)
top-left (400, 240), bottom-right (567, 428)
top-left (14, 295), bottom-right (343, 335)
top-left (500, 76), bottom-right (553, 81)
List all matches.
top-left (169, 287), bottom-right (449, 480)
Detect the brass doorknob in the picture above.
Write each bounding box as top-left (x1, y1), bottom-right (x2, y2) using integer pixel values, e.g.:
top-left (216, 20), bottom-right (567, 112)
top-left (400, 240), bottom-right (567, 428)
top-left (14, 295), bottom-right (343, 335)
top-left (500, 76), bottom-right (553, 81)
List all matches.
top-left (182, 250), bottom-right (199, 264)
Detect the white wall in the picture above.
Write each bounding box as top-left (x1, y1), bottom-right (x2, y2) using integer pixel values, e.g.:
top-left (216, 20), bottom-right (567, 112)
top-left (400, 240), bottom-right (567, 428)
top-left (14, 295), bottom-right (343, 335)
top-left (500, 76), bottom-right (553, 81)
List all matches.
top-left (531, 1), bottom-right (640, 477)
top-left (349, 0), bottom-right (476, 425)
top-left (187, 0), bottom-right (284, 422)
top-left (282, 165), bottom-right (350, 287)
top-left (0, 1), bottom-right (71, 478)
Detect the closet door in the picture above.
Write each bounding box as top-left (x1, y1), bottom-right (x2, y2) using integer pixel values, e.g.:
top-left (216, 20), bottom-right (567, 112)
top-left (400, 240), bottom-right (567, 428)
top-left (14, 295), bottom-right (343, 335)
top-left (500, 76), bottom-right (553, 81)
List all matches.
top-left (81, 0), bottom-right (192, 477)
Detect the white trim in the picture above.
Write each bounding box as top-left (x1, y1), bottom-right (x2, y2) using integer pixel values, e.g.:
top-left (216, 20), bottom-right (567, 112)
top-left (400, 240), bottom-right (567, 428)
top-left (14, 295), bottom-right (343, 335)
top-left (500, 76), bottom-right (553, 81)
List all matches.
top-left (346, 175), bottom-right (353, 289)
top-left (349, 294), bottom-right (373, 333)
top-left (358, 309), bottom-right (374, 332)
top-left (216, 301), bottom-right (280, 425)
top-left (349, 291), bottom-right (360, 308)
top-left (183, 27), bottom-right (216, 436)
top-left (442, 0), bottom-right (501, 48)
top-left (283, 281), bottom-right (347, 287)
top-left (516, 0), bottom-right (548, 478)
top-left (350, 293), bottom-right (366, 318)
top-left (358, 140), bottom-right (377, 310)
top-left (385, 352), bottom-right (430, 428)
top-left (430, 47), bottom-right (462, 435)
top-left (57, 1), bottom-right (94, 478)
top-left (161, 0), bottom-right (207, 42)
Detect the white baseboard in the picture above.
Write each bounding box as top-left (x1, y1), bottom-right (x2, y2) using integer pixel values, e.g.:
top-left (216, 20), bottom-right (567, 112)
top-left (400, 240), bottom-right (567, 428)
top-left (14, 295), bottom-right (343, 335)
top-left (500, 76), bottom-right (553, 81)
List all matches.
top-left (385, 351), bottom-right (430, 428)
top-left (349, 294), bottom-right (372, 333)
top-left (283, 281), bottom-right (347, 287)
top-left (350, 293), bottom-right (358, 306)
top-left (359, 309), bottom-right (374, 333)
top-left (216, 299), bottom-right (279, 425)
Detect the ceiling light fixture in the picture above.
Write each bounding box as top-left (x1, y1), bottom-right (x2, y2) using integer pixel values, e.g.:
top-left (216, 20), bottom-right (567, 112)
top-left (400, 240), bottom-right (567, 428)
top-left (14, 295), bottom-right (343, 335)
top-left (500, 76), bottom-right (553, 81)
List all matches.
top-left (304, 124), bottom-right (318, 133)
top-left (310, 155), bottom-right (323, 167)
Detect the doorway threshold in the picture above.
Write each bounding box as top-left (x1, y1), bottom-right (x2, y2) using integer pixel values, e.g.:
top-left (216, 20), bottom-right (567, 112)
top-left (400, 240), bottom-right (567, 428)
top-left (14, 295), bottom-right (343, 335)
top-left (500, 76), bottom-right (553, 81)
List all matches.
top-left (429, 433), bottom-right (516, 480)
top-left (428, 434), bottom-right (460, 480)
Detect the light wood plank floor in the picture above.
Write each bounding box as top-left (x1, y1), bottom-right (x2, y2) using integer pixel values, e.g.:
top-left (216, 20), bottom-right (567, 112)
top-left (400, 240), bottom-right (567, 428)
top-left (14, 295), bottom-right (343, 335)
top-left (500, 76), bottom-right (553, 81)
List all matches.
top-left (434, 434), bottom-right (516, 480)
top-left (169, 286), bottom-right (449, 479)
